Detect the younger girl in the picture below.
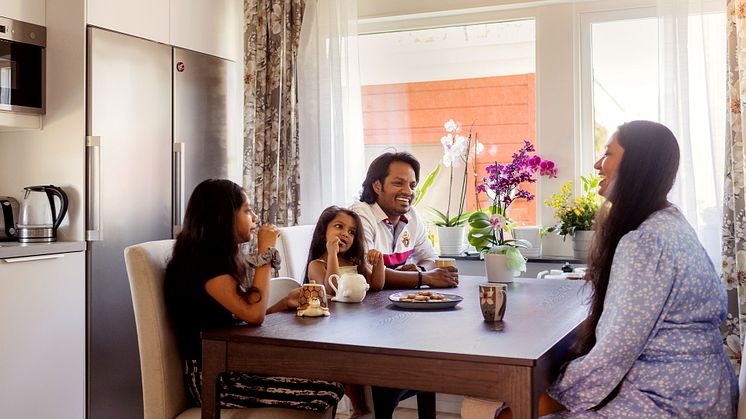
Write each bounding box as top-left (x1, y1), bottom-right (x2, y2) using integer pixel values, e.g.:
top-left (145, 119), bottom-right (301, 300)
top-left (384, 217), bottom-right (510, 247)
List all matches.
top-left (164, 179), bottom-right (344, 412)
top-left (304, 206), bottom-right (385, 418)
top-left (305, 205), bottom-right (385, 293)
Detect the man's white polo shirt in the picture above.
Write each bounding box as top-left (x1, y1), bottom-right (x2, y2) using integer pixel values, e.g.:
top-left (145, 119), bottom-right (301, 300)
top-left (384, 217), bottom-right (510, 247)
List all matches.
top-left (350, 201), bottom-right (437, 268)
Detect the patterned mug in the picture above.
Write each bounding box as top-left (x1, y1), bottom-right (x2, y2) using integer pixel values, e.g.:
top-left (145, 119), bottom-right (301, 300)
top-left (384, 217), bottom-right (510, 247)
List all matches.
top-left (479, 283), bottom-right (507, 322)
top-left (298, 282), bottom-right (329, 310)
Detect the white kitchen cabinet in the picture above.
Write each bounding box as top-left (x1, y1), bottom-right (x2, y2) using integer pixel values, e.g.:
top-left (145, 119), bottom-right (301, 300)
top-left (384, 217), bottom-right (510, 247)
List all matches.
top-left (87, 0), bottom-right (169, 44)
top-left (170, 0), bottom-right (241, 61)
top-left (0, 251), bottom-right (85, 419)
top-left (0, 0), bottom-right (45, 25)
top-left (87, 0), bottom-right (241, 60)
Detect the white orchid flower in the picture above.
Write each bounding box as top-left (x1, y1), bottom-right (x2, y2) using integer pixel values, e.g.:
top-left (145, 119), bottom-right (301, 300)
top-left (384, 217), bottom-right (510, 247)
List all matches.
top-left (444, 119), bottom-right (460, 133)
top-left (475, 140), bottom-right (484, 155)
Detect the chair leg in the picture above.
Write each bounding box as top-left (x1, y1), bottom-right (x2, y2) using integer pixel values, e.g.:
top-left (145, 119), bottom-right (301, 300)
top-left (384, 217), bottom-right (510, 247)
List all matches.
top-left (416, 392), bottom-right (436, 419)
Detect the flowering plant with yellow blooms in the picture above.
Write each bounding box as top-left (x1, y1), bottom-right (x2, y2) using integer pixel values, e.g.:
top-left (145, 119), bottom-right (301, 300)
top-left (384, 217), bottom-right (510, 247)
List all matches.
top-left (544, 174), bottom-right (603, 238)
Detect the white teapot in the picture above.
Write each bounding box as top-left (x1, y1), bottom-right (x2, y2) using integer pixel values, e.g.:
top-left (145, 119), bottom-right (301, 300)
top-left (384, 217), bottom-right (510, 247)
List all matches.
top-left (327, 272), bottom-right (369, 303)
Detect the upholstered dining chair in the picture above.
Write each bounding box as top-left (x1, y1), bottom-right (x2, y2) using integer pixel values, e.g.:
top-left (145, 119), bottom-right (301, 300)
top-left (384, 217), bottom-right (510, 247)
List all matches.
top-left (124, 239), bottom-right (332, 419)
top-left (276, 225), bottom-right (316, 282)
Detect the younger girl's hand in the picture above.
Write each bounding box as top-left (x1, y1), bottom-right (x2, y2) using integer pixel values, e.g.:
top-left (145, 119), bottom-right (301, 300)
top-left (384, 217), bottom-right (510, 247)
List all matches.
top-left (367, 249), bottom-right (383, 265)
top-left (326, 236), bottom-right (340, 255)
top-left (257, 224), bottom-right (280, 251)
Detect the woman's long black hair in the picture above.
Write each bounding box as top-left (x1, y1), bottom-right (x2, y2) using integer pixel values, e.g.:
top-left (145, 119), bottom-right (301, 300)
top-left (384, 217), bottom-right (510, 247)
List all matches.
top-left (167, 179), bottom-right (250, 292)
top-left (303, 206), bottom-right (367, 283)
top-left (574, 120), bottom-right (680, 357)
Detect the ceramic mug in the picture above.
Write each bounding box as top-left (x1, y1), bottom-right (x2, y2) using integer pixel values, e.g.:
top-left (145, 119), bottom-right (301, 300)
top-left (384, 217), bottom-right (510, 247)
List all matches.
top-left (435, 258), bottom-right (456, 268)
top-left (298, 282), bottom-right (329, 310)
top-left (479, 283), bottom-right (507, 322)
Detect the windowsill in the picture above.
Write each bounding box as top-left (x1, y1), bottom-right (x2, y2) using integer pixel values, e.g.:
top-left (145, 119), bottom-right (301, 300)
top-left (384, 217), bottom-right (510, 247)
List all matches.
top-left (440, 252), bottom-right (583, 264)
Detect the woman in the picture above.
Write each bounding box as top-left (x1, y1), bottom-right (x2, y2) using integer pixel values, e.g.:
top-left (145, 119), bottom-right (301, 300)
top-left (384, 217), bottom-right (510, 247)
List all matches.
top-left (540, 121), bottom-right (737, 417)
top-left (164, 179), bottom-right (344, 412)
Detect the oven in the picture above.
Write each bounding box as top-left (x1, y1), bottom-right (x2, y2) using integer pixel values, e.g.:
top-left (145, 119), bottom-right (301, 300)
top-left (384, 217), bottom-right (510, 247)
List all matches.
top-left (0, 16), bottom-right (45, 115)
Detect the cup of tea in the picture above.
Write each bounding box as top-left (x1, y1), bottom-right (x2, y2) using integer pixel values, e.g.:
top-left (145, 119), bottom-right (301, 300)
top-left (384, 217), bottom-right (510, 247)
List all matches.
top-left (479, 283), bottom-right (507, 322)
top-left (298, 281), bottom-right (329, 312)
top-left (435, 258), bottom-right (456, 268)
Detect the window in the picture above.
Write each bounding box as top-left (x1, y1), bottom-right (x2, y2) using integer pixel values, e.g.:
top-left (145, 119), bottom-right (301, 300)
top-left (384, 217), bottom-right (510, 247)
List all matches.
top-left (358, 20), bottom-right (538, 224)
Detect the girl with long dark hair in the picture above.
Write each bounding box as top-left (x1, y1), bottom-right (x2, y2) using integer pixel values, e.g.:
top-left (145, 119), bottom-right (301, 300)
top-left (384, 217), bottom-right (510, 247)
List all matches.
top-left (534, 121), bottom-right (737, 417)
top-left (164, 179), bottom-right (344, 412)
top-left (305, 205), bottom-right (385, 292)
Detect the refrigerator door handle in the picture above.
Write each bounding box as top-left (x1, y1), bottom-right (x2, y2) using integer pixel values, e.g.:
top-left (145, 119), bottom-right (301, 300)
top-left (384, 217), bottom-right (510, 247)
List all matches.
top-left (86, 135), bottom-right (102, 241)
top-left (173, 142), bottom-right (185, 236)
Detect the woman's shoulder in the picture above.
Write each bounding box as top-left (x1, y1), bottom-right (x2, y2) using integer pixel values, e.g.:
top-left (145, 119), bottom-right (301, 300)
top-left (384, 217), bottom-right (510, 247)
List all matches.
top-left (621, 206), bottom-right (696, 249)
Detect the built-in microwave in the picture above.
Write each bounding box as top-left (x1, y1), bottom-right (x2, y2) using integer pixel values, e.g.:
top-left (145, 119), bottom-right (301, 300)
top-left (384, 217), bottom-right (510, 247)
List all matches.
top-left (0, 16), bottom-right (45, 115)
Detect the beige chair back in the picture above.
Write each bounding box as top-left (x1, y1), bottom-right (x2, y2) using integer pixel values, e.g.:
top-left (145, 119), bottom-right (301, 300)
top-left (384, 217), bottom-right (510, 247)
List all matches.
top-left (276, 225), bottom-right (315, 282)
top-left (124, 239), bottom-right (186, 419)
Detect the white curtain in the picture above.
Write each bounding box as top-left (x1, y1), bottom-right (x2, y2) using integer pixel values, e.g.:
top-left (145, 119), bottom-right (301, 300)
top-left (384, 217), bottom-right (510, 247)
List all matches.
top-left (657, 0), bottom-right (727, 266)
top-left (297, 0), bottom-right (365, 225)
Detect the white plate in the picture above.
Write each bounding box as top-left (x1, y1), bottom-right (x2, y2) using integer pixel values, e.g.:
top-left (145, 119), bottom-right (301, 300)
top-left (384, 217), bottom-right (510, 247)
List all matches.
top-left (388, 292), bottom-right (463, 310)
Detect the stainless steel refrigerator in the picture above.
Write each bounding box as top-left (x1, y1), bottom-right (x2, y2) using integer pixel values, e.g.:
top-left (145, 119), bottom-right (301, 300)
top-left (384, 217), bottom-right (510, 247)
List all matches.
top-left (86, 27), bottom-right (233, 419)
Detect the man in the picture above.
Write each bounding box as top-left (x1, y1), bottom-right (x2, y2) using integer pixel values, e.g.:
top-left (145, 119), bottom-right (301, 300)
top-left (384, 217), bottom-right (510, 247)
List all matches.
top-left (351, 151), bottom-right (458, 419)
top-left (351, 151), bottom-right (459, 290)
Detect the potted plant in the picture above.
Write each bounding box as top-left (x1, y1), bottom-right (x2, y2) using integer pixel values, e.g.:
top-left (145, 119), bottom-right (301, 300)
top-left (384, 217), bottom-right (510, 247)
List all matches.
top-left (425, 119), bottom-right (483, 255)
top-left (544, 174), bottom-right (603, 261)
top-left (468, 141), bottom-right (557, 282)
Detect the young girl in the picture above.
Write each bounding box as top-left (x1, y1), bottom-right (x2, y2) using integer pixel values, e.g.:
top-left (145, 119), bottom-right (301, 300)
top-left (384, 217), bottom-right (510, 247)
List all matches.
top-left (164, 179), bottom-right (344, 412)
top-left (305, 205), bottom-right (385, 293)
top-left (304, 206), bottom-right (385, 418)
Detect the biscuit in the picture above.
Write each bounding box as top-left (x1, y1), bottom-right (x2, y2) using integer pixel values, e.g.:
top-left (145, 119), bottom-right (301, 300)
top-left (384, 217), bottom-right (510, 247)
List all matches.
top-left (414, 295), bottom-right (430, 301)
top-left (406, 293), bottom-right (417, 299)
top-left (418, 291), bottom-right (432, 296)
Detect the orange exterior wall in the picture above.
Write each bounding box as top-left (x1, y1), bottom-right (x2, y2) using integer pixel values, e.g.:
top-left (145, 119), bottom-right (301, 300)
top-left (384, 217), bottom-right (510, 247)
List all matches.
top-left (362, 74), bottom-right (537, 225)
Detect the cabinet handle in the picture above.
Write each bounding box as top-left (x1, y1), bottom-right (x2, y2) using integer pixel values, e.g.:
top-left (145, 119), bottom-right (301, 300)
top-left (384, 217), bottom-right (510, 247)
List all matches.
top-left (2, 254), bottom-right (65, 263)
top-left (173, 142), bottom-right (185, 237)
top-left (86, 135), bottom-right (102, 241)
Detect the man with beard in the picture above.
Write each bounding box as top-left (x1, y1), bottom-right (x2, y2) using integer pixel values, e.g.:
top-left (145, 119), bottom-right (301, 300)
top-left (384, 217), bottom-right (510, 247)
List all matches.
top-left (351, 151), bottom-right (459, 290)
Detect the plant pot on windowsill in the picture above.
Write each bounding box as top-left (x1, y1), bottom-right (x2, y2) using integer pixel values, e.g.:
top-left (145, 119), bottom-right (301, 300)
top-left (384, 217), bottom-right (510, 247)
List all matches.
top-left (572, 230), bottom-right (594, 262)
top-left (437, 225), bottom-right (466, 255)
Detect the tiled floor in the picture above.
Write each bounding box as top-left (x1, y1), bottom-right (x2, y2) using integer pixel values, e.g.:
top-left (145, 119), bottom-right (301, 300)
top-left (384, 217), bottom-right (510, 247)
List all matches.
top-left (336, 408), bottom-right (461, 419)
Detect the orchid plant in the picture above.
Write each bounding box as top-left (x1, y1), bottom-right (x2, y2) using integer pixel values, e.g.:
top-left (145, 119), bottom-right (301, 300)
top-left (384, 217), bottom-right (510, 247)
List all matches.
top-left (468, 140), bottom-right (558, 273)
top-left (423, 119), bottom-right (483, 227)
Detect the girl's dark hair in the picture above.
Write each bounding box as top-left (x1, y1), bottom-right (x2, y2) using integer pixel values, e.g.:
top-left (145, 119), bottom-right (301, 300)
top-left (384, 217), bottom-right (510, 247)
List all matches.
top-left (303, 206), bottom-right (367, 283)
top-left (168, 179), bottom-right (255, 296)
top-left (574, 120), bottom-right (680, 357)
top-left (360, 152), bottom-right (421, 204)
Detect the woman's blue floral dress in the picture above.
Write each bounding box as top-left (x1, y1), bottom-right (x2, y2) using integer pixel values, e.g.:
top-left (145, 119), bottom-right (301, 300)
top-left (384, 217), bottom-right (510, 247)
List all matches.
top-left (546, 207), bottom-right (737, 418)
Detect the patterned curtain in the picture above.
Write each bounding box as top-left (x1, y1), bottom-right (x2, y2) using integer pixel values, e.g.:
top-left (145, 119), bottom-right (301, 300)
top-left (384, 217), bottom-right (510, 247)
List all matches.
top-left (243, 0), bottom-right (305, 226)
top-left (723, 0), bottom-right (746, 375)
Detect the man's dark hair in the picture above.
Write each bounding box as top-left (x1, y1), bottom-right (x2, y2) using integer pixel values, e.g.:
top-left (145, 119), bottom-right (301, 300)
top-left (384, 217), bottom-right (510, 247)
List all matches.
top-left (359, 152), bottom-right (421, 204)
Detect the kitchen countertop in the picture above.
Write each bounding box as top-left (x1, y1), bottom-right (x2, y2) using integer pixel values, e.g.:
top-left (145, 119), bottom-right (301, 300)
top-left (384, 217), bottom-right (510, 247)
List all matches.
top-left (0, 241), bottom-right (87, 259)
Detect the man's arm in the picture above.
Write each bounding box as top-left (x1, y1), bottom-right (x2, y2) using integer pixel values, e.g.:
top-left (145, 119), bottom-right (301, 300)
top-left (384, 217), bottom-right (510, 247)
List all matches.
top-left (383, 266), bottom-right (458, 289)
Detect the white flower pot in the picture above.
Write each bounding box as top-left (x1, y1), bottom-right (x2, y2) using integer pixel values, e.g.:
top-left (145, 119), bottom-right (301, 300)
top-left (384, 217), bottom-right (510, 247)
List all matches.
top-left (484, 253), bottom-right (515, 283)
top-left (513, 226), bottom-right (542, 258)
top-left (437, 226), bottom-right (466, 255)
top-left (572, 230), bottom-right (594, 262)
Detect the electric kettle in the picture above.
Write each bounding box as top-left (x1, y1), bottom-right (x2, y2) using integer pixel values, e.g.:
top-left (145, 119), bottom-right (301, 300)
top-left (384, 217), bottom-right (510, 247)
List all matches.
top-left (17, 185), bottom-right (69, 243)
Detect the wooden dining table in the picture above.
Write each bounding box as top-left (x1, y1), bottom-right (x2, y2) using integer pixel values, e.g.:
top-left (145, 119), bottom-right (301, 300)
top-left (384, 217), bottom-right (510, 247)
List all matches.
top-left (201, 276), bottom-right (589, 419)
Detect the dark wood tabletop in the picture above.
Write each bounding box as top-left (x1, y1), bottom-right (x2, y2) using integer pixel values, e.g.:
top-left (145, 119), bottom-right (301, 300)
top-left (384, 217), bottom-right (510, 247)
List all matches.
top-left (201, 276), bottom-right (589, 419)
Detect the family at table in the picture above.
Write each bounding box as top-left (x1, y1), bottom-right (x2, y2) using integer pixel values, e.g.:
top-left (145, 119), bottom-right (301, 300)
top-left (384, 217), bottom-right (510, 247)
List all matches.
top-left (163, 120), bottom-right (737, 418)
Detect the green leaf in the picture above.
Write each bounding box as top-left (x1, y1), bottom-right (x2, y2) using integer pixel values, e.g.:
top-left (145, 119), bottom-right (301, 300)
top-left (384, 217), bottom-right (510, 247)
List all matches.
top-left (504, 247), bottom-right (527, 273)
top-left (414, 163), bottom-right (441, 207)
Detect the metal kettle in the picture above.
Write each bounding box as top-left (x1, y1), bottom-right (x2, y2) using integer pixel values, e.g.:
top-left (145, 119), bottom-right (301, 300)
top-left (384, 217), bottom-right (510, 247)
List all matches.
top-left (17, 185), bottom-right (69, 243)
